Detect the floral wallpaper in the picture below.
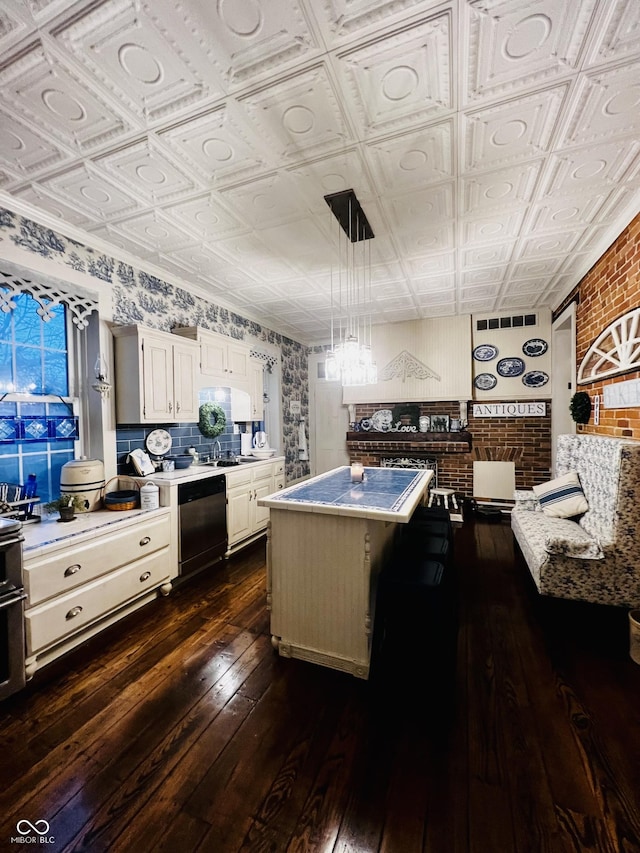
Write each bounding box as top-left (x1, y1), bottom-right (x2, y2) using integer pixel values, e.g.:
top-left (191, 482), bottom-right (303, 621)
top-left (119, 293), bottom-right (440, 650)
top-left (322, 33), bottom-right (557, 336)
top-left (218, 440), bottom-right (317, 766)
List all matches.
top-left (0, 207), bottom-right (309, 481)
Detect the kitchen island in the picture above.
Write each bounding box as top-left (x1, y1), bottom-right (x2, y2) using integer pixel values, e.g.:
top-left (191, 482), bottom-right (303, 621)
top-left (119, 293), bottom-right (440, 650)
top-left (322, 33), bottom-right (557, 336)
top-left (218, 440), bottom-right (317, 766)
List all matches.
top-left (259, 465), bottom-right (433, 679)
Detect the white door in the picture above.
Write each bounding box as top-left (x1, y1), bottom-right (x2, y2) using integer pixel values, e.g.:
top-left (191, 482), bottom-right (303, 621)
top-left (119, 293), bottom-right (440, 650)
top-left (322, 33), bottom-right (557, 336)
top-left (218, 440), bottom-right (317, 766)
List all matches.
top-left (551, 303), bottom-right (577, 475)
top-left (309, 353), bottom-right (350, 476)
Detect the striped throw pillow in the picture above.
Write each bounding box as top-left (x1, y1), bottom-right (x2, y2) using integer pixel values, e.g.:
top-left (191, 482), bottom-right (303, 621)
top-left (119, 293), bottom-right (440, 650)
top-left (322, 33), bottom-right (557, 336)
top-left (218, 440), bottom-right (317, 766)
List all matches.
top-left (532, 471), bottom-right (589, 518)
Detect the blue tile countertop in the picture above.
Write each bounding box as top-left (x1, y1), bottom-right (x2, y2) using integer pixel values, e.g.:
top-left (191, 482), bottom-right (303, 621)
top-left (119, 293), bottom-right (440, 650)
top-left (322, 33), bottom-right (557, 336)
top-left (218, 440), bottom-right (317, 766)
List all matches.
top-left (259, 466), bottom-right (433, 523)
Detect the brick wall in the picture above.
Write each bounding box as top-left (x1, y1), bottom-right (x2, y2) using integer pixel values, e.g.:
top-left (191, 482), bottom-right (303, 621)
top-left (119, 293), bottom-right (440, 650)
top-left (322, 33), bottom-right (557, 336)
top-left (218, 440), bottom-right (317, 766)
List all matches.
top-left (352, 400), bottom-right (552, 499)
top-left (561, 211), bottom-right (640, 439)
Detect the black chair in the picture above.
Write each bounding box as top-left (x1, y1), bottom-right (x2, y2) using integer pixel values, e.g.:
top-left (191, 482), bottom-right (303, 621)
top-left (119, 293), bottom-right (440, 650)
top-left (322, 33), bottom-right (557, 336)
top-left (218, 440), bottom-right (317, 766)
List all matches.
top-left (411, 504), bottom-right (451, 523)
top-left (370, 553), bottom-right (458, 713)
top-left (407, 505), bottom-right (454, 563)
top-left (409, 517), bottom-right (451, 538)
top-left (396, 524), bottom-right (452, 567)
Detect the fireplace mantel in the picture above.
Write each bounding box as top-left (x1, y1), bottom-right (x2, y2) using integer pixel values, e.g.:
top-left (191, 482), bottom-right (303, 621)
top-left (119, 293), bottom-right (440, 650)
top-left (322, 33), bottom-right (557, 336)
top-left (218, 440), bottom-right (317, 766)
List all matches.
top-left (346, 431), bottom-right (472, 454)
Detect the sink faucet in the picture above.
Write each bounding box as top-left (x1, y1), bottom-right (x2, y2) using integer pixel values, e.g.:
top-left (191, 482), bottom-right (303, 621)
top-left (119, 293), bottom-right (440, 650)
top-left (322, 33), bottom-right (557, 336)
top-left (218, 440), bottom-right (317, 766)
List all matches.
top-left (212, 440), bottom-right (221, 460)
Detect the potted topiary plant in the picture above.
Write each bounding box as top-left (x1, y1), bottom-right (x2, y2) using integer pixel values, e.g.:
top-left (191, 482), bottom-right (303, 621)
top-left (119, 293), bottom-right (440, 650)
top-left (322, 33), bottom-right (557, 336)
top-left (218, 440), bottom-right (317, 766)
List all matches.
top-left (569, 391), bottom-right (592, 424)
top-left (44, 494), bottom-right (85, 522)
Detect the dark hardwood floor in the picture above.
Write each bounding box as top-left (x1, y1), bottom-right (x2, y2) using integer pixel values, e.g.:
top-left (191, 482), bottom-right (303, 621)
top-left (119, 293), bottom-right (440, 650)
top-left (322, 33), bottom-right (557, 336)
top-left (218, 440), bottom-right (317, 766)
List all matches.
top-left (2, 517), bottom-right (640, 852)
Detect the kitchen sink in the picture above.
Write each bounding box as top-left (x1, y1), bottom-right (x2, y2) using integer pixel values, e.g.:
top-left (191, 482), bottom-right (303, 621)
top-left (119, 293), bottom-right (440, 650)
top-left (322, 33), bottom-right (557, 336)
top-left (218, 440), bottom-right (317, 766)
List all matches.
top-left (199, 457), bottom-right (261, 467)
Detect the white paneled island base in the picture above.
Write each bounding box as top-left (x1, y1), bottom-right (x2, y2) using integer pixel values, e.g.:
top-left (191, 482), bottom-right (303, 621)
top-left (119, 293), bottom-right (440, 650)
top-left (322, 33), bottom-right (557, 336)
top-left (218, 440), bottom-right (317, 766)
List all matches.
top-left (260, 466), bottom-right (433, 679)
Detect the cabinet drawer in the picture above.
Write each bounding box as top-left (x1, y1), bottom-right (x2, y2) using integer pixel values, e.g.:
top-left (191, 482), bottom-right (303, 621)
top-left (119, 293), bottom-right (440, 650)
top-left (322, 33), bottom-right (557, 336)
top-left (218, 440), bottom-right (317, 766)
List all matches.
top-left (274, 476), bottom-right (285, 491)
top-left (25, 516), bottom-right (171, 606)
top-left (252, 465), bottom-right (274, 486)
top-left (226, 468), bottom-right (252, 489)
top-left (26, 548), bottom-right (170, 655)
top-left (273, 460), bottom-right (284, 476)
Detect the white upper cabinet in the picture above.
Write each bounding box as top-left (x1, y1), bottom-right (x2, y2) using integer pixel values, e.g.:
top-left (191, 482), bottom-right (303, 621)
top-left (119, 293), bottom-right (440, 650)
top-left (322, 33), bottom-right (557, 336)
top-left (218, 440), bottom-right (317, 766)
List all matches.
top-left (173, 326), bottom-right (250, 384)
top-left (112, 325), bottom-right (199, 424)
top-left (173, 327), bottom-right (264, 419)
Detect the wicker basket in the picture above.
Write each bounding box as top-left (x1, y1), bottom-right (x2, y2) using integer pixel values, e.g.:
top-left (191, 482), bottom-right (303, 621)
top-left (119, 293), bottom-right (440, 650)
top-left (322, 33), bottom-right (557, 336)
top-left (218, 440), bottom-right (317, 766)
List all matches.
top-left (103, 477), bottom-right (140, 511)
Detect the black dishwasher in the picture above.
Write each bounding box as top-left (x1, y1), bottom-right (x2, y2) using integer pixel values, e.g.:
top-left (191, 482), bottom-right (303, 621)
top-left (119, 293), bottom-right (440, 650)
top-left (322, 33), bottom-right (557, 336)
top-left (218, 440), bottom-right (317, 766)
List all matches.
top-left (178, 474), bottom-right (227, 577)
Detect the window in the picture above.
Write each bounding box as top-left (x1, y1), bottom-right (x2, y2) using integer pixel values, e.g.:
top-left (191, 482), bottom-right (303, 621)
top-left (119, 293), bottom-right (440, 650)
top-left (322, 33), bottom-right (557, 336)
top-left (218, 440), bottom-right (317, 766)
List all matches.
top-left (0, 292), bottom-right (77, 503)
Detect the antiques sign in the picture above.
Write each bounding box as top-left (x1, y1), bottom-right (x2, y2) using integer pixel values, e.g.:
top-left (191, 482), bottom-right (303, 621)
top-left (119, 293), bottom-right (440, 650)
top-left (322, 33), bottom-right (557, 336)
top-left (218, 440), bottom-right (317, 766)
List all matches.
top-left (473, 402), bottom-right (546, 418)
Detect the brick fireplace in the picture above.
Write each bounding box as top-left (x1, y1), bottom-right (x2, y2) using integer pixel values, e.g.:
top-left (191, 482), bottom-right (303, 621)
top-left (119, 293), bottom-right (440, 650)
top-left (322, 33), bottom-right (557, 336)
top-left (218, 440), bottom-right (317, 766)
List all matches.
top-left (347, 401), bottom-right (552, 501)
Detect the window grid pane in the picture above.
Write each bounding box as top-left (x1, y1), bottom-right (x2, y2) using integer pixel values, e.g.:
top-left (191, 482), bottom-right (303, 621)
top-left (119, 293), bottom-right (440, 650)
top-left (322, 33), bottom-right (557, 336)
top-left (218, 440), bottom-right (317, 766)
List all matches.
top-left (0, 292), bottom-right (75, 503)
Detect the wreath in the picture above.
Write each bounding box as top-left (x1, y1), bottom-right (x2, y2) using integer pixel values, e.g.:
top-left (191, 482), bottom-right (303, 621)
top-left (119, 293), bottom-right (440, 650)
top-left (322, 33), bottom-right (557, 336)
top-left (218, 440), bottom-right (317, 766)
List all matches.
top-left (569, 392), bottom-right (591, 424)
top-left (198, 402), bottom-right (226, 438)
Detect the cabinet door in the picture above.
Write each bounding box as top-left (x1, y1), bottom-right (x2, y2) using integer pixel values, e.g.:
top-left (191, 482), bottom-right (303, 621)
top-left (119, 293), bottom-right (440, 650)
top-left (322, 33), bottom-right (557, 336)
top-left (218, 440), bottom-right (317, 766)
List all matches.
top-left (143, 335), bottom-right (173, 421)
top-left (172, 342), bottom-right (198, 420)
top-left (200, 336), bottom-right (227, 379)
top-left (227, 488), bottom-right (252, 545)
top-left (249, 360), bottom-right (264, 420)
top-left (252, 479), bottom-right (273, 531)
top-left (227, 342), bottom-right (250, 382)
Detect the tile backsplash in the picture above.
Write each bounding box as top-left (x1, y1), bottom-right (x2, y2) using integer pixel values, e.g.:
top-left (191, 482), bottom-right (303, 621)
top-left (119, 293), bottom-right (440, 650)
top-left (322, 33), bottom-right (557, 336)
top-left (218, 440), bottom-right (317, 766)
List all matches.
top-left (116, 388), bottom-right (258, 474)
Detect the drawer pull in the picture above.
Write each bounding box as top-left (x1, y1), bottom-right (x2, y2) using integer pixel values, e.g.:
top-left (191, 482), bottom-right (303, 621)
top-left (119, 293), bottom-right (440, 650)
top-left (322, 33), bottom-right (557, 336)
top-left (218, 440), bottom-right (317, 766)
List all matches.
top-left (139, 536), bottom-right (151, 547)
top-left (66, 606), bottom-right (83, 620)
top-left (139, 571), bottom-right (151, 582)
top-left (64, 564), bottom-right (81, 577)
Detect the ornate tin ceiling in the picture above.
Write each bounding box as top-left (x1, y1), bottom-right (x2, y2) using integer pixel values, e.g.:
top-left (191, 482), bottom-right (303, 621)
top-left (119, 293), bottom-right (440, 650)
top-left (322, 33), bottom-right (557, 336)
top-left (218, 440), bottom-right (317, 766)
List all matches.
top-left (1, 0), bottom-right (639, 345)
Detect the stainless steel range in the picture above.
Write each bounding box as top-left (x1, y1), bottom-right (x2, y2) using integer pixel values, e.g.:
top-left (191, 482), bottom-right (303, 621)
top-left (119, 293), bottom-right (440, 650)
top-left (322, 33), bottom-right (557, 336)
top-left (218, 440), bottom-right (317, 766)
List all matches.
top-left (0, 517), bottom-right (26, 701)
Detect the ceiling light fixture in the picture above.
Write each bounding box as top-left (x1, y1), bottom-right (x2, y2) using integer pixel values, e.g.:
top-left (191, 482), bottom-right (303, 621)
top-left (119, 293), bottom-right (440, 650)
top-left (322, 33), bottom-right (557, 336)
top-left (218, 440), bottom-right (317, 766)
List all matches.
top-left (324, 189), bottom-right (377, 386)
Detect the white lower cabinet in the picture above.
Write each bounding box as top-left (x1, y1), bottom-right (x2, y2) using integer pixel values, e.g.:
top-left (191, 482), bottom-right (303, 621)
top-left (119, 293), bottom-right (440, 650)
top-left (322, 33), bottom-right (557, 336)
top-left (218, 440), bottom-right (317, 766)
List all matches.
top-left (24, 510), bottom-right (172, 676)
top-left (26, 552), bottom-right (168, 654)
top-left (252, 466), bottom-right (274, 531)
top-left (273, 459), bottom-right (285, 492)
top-left (226, 467), bottom-right (253, 548)
top-left (225, 459), bottom-right (284, 556)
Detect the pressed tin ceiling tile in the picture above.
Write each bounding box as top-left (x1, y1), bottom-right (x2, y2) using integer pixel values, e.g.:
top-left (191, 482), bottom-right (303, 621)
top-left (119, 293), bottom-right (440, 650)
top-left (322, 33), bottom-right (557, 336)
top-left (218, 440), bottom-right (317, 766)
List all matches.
top-left (0, 0), bottom-right (639, 345)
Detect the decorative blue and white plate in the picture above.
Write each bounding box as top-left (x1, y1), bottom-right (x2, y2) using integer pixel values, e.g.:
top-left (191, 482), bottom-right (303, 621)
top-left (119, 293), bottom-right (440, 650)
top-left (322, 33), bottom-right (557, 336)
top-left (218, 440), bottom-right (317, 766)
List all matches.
top-left (474, 372), bottom-right (497, 390)
top-left (522, 338), bottom-right (548, 357)
top-left (473, 344), bottom-right (498, 362)
top-left (359, 418), bottom-right (372, 431)
top-left (496, 357), bottom-right (525, 377)
top-left (145, 428), bottom-right (172, 456)
top-left (522, 370), bottom-right (549, 388)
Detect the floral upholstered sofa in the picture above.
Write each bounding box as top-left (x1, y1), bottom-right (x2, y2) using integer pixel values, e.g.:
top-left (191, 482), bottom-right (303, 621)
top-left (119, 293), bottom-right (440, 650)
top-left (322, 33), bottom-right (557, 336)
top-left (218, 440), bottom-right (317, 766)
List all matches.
top-left (511, 434), bottom-right (640, 607)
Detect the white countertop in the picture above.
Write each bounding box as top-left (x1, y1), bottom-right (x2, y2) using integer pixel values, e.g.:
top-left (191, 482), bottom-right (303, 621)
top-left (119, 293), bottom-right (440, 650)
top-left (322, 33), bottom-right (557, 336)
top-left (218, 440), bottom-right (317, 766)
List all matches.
top-left (20, 455), bottom-right (285, 558)
top-left (136, 456), bottom-right (285, 485)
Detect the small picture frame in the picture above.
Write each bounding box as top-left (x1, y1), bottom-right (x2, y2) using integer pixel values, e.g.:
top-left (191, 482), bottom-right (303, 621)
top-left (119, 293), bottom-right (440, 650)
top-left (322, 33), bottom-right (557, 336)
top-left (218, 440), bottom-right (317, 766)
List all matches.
top-left (430, 414), bottom-right (450, 432)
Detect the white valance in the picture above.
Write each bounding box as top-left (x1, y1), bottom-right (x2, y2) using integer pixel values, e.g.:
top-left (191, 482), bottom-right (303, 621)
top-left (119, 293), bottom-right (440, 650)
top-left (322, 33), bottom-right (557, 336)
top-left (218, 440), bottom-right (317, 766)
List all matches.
top-left (0, 260), bottom-right (99, 330)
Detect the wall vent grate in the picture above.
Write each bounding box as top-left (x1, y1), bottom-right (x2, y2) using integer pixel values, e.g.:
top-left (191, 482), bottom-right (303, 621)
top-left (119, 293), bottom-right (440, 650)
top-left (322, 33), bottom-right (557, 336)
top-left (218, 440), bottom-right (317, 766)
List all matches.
top-left (476, 314), bottom-right (537, 331)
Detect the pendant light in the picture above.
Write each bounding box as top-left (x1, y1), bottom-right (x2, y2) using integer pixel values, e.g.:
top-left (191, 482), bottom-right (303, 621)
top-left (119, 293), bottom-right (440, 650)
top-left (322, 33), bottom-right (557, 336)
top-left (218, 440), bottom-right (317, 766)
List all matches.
top-left (324, 189), bottom-right (377, 386)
